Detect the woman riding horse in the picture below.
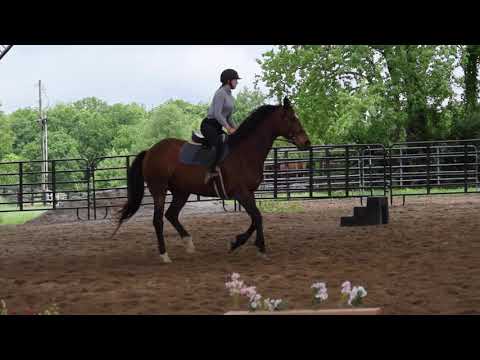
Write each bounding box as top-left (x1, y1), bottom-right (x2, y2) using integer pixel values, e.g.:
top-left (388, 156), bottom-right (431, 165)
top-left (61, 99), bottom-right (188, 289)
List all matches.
top-left (112, 91), bottom-right (310, 263)
top-left (201, 69), bottom-right (240, 183)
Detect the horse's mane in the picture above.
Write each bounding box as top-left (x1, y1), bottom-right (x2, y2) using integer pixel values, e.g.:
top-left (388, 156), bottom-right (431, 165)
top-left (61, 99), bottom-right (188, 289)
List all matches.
top-left (227, 104), bottom-right (280, 148)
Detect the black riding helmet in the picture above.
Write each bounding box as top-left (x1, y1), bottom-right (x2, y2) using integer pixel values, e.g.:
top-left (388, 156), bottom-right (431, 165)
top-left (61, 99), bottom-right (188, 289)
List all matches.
top-left (220, 69), bottom-right (241, 84)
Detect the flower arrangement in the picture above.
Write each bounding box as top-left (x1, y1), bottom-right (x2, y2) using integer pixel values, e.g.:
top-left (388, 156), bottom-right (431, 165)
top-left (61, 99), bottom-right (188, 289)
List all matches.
top-left (0, 299), bottom-right (60, 315)
top-left (225, 273), bottom-right (286, 312)
top-left (225, 273), bottom-right (369, 313)
top-left (311, 282), bottom-right (328, 305)
top-left (340, 281), bottom-right (368, 306)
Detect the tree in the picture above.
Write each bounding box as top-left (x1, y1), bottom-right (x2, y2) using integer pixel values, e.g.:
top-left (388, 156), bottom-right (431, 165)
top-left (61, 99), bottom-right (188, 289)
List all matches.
top-left (232, 87), bottom-right (268, 125)
top-left (0, 153), bottom-right (23, 187)
top-left (257, 45), bottom-right (458, 145)
top-left (463, 45), bottom-right (480, 116)
top-left (141, 103), bottom-right (196, 148)
top-left (111, 124), bottom-right (145, 154)
top-left (163, 99), bottom-right (208, 132)
top-left (0, 108), bottom-right (14, 161)
top-left (8, 108), bottom-right (39, 154)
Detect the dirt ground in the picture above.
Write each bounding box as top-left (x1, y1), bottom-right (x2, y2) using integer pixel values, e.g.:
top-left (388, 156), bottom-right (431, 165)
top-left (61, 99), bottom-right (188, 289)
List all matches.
top-left (1, 195), bottom-right (480, 315)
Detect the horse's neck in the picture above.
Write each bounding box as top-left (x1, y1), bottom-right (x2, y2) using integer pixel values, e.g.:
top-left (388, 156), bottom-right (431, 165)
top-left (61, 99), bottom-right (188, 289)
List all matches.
top-left (234, 124), bottom-right (276, 172)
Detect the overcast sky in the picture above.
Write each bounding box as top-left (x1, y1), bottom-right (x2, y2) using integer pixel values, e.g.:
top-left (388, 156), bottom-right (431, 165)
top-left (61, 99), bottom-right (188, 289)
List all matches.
top-left (0, 45), bottom-right (275, 114)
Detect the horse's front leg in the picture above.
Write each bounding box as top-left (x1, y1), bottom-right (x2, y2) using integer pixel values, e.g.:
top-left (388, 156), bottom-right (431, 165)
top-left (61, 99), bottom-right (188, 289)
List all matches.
top-left (230, 191), bottom-right (266, 255)
top-left (234, 219), bottom-right (255, 247)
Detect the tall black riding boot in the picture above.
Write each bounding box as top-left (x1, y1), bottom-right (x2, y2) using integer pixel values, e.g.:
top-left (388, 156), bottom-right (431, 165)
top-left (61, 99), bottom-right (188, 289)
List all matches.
top-left (204, 143), bottom-right (223, 184)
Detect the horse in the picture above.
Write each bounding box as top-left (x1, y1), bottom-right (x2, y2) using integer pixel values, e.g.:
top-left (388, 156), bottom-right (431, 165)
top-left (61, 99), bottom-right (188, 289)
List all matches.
top-left (111, 97), bottom-right (311, 263)
top-left (279, 161), bottom-right (309, 178)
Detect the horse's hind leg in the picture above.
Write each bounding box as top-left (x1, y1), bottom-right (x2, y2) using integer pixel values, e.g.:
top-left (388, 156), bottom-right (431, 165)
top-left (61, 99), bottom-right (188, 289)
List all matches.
top-left (165, 191), bottom-right (195, 253)
top-left (152, 188), bottom-right (171, 263)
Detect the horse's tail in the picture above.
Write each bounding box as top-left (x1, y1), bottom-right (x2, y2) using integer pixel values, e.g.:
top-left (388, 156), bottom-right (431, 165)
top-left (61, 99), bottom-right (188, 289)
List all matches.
top-left (110, 150), bottom-right (147, 238)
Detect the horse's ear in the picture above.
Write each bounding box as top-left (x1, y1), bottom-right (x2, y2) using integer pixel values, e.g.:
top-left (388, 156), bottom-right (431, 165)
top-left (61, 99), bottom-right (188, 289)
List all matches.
top-left (283, 96), bottom-right (291, 110)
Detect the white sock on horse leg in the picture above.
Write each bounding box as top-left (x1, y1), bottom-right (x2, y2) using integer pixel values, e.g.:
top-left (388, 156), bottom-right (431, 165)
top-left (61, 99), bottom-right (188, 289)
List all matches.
top-left (183, 236), bottom-right (195, 253)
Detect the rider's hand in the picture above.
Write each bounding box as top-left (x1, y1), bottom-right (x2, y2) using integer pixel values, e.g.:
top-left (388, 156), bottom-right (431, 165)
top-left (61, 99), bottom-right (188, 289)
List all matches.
top-left (228, 127), bottom-right (236, 134)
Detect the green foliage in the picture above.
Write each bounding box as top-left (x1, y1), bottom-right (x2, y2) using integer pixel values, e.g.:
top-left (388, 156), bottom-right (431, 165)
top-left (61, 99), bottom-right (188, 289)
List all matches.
top-left (232, 87), bottom-right (268, 125)
top-left (256, 199), bottom-right (304, 213)
top-left (451, 107), bottom-right (480, 139)
top-left (94, 148), bottom-right (132, 189)
top-left (2, 45), bottom-right (479, 176)
top-left (257, 45), bottom-right (463, 145)
top-left (141, 101), bottom-right (207, 149)
top-left (0, 111), bottom-right (14, 161)
top-left (8, 108), bottom-right (39, 154)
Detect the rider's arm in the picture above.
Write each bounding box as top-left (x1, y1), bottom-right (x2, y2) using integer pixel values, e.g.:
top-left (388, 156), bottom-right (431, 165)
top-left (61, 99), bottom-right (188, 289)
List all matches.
top-left (226, 114), bottom-right (236, 129)
top-left (212, 91), bottom-right (230, 129)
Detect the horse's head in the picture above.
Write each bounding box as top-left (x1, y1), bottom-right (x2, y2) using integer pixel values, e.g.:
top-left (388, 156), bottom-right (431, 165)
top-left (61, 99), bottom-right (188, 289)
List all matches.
top-left (275, 97), bottom-right (311, 150)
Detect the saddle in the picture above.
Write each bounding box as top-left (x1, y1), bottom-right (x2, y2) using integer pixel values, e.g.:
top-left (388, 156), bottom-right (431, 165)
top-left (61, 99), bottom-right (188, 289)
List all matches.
top-left (178, 131), bottom-right (232, 199)
top-left (179, 131), bottom-right (230, 166)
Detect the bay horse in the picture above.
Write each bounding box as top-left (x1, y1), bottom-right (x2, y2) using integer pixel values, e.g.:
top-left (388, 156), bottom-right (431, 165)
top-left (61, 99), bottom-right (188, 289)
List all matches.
top-left (111, 97), bottom-right (310, 263)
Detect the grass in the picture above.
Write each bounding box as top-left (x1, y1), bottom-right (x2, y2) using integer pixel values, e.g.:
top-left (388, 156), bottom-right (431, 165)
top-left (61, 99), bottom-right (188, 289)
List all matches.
top-left (0, 197), bottom-right (48, 225)
top-left (224, 199), bottom-right (304, 213)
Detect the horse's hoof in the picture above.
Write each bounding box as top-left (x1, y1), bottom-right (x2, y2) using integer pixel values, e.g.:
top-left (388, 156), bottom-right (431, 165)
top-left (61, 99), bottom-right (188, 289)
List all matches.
top-left (183, 236), bottom-right (195, 254)
top-left (160, 253), bottom-right (172, 263)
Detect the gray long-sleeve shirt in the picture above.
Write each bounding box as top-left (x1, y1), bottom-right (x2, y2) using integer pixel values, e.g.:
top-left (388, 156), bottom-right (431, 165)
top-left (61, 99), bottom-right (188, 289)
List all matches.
top-left (207, 85), bottom-right (235, 128)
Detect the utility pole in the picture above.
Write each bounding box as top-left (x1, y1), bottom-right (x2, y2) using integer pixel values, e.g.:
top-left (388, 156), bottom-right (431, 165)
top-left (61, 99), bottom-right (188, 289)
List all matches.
top-left (37, 80), bottom-right (49, 205)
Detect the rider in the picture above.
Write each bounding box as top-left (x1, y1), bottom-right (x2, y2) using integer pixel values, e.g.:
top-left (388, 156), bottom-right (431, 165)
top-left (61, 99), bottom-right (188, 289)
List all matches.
top-left (201, 68), bottom-right (240, 183)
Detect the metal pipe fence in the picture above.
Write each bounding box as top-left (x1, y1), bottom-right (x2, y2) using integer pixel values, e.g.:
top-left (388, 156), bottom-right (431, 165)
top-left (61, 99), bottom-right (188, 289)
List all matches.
top-left (1, 140), bottom-right (479, 220)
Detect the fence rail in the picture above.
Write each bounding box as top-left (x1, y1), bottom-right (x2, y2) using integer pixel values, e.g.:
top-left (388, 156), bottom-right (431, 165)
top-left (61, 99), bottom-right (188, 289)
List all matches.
top-left (1, 140), bottom-right (479, 220)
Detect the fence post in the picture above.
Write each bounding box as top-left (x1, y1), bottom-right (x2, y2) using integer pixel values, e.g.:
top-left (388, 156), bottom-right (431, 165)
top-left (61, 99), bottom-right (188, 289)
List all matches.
top-left (360, 148), bottom-right (365, 196)
top-left (285, 151), bottom-right (290, 200)
top-left (464, 144), bottom-right (468, 193)
top-left (126, 156), bottom-right (130, 183)
top-left (309, 147), bottom-right (313, 198)
top-left (426, 145), bottom-right (431, 195)
top-left (92, 162), bottom-right (97, 220)
top-left (345, 146), bottom-right (350, 197)
top-left (326, 148), bottom-right (332, 197)
top-left (273, 148), bottom-right (278, 199)
top-left (382, 146), bottom-right (387, 198)
top-left (19, 162), bottom-right (23, 211)
top-left (399, 148), bottom-right (403, 187)
top-left (389, 146), bottom-right (394, 205)
top-left (86, 164), bottom-right (91, 221)
top-left (52, 160), bottom-right (57, 209)
top-left (436, 147), bottom-right (440, 186)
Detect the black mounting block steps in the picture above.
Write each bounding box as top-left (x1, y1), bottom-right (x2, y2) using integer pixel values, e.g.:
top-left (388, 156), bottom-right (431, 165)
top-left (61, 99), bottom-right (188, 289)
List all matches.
top-left (340, 197), bottom-right (389, 227)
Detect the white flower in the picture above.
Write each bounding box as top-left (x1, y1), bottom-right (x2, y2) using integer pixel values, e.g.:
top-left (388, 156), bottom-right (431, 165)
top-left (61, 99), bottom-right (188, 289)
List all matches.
top-left (341, 281), bottom-right (352, 294)
top-left (348, 285), bottom-right (367, 305)
top-left (356, 286), bottom-right (367, 298)
top-left (311, 282), bottom-right (326, 290)
top-left (315, 292), bottom-right (328, 301)
top-left (231, 273), bottom-right (240, 281)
